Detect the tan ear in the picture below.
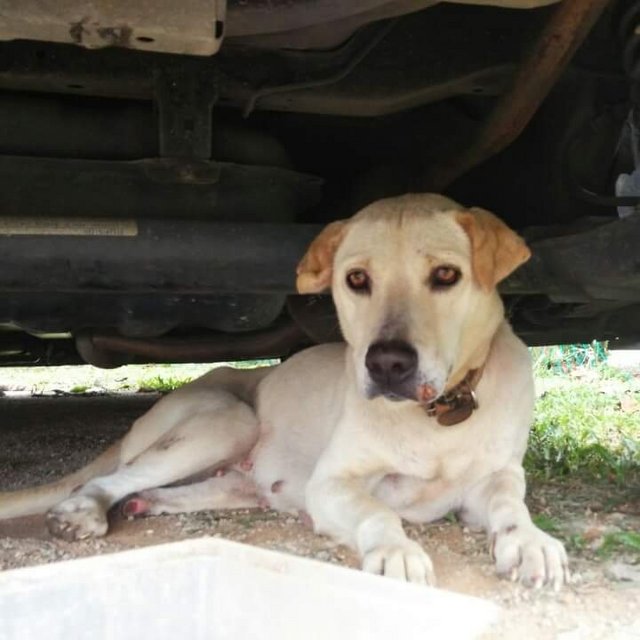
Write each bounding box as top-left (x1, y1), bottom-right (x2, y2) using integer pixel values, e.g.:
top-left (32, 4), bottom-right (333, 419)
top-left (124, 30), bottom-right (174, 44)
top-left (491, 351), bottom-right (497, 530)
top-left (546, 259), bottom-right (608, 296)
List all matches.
top-left (296, 220), bottom-right (349, 294)
top-left (456, 208), bottom-right (531, 291)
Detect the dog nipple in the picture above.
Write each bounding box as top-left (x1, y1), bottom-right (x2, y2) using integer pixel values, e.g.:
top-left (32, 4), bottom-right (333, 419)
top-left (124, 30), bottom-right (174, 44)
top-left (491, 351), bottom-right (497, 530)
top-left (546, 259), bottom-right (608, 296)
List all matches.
top-left (298, 510), bottom-right (314, 530)
top-left (239, 458), bottom-right (254, 471)
top-left (271, 480), bottom-right (284, 494)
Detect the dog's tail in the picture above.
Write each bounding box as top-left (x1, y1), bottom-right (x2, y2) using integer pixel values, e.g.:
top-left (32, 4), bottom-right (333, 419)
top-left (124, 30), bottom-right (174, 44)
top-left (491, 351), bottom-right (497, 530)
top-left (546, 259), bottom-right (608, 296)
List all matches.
top-left (0, 441), bottom-right (121, 519)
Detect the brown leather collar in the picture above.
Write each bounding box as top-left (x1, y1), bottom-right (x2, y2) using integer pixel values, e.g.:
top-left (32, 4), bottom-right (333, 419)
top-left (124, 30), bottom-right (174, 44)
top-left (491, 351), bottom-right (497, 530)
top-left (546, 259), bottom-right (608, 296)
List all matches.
top-left (424, 366), bottom-right (484, 426)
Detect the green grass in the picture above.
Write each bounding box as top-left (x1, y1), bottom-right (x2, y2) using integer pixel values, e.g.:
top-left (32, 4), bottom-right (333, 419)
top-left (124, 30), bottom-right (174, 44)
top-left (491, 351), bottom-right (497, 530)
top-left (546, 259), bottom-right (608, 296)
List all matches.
top-left (135, 359), bottom-right (278, 393)
top-left (137, 375), bottom-right (193, 393)
top-left (597, 531), bottom-right (640, 557)
top-left (563, 530), bottom-right (640, 559)
top-left (0, 360), bottom-right (279, 395)
top-left (531, 513), bottom-right (561, 533)
top-left (531, 342), bottom-right (608, 377)
top-left (526, 381), bottom-right (640, 484)
top-left (525, 343), bottom-right (640, 485)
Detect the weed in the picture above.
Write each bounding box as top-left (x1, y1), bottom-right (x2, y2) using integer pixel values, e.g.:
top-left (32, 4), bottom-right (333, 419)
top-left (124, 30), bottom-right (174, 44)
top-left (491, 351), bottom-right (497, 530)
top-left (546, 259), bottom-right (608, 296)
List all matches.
top-left (532, 514), bottom-right (561, 533)
top-left (134, 360), bottom-right (277, 392)
top-left (531, 342), bottom-right (608, 377)
top-left (137, 375), bottom-right (191, 393)
top-left (566, 534), bottom-right (587, 553)
top-left (597, 531), bottom-right (640, 558)
top-left (70, 384), bottom-right (89, 393)
top-left (596, 364), bottom-right (636, 384)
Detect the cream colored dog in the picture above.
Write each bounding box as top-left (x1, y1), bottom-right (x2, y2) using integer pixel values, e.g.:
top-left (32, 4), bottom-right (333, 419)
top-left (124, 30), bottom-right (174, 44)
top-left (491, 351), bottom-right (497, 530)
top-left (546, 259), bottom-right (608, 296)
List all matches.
top-left (0, 193), bottom-right (569, 589)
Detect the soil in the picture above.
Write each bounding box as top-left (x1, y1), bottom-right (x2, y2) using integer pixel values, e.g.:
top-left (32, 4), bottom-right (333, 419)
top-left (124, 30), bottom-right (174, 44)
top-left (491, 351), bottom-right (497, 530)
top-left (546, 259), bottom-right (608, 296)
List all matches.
top-left (0, 394), bottom-right (639, 639)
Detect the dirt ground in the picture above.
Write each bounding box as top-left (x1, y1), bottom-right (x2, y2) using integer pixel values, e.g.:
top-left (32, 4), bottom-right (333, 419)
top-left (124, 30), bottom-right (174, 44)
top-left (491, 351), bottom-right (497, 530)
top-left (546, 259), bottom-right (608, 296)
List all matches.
top-left (0, 394), bottom-right (638, 639)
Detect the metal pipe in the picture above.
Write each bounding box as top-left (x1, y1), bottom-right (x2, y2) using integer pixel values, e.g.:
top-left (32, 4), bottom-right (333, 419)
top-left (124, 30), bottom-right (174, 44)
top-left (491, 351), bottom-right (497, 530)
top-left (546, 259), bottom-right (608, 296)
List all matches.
top-left (88, 321), bottom-right (309, 362)
top-left (0, 215), bottom-right (322, 294)
top-left (425, 0), bottom-right (613, 191)
top-left (242, 18), bottom-right (397, 117)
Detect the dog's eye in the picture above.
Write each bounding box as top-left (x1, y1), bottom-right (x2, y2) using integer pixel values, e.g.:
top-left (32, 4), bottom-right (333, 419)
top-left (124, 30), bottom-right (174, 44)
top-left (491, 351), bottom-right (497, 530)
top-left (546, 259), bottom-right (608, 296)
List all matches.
top-left (430, 266), bottom-right (461, 289)
top-left (346, 269), bottom-right (371, 294)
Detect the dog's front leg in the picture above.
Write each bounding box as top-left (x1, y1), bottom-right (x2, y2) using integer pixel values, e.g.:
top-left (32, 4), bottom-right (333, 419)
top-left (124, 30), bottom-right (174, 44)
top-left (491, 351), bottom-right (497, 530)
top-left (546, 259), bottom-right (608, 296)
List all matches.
top-left (307, 468), bottom-right (435, 585)
top-left (461, 462), bottom-right (569, 589)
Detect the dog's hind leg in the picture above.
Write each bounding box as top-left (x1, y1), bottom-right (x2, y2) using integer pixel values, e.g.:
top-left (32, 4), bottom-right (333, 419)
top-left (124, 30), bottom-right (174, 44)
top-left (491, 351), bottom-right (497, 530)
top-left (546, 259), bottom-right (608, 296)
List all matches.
top-left (46, 391), bottom-right (259, 541)
top-left (120, 470), bottom-right (261, 517)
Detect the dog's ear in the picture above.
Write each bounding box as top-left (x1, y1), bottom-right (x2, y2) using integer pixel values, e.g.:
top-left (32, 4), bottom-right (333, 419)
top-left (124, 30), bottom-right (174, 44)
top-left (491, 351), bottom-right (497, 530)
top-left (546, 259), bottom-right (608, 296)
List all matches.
top-left (456, 208), bottom-right (531, 290)
top-left (296, 220), bottom-right (349, 294)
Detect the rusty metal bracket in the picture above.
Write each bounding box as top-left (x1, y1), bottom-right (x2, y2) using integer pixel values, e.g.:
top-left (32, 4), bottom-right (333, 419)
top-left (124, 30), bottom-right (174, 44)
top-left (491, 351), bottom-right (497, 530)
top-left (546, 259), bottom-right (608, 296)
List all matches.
top-left (425, 0), bottom-right (612, 191)
top-left (154, 67), bottom-right (219, 159)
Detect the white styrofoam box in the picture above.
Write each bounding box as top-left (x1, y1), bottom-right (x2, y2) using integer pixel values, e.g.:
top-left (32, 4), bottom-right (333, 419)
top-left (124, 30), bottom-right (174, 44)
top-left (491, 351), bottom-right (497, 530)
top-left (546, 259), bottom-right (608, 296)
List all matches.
top-left (0, 537), bottom-right (500, 640)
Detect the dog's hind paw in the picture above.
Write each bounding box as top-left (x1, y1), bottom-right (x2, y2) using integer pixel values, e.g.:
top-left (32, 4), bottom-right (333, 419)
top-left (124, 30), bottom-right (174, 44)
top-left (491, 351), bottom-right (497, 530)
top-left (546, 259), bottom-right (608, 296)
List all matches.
top-left (362, 540), bottom-right (436, 586)
top-left (491, 524), bottom-right (570, 590)
top-left (46, 495), bottom-right (108, 541)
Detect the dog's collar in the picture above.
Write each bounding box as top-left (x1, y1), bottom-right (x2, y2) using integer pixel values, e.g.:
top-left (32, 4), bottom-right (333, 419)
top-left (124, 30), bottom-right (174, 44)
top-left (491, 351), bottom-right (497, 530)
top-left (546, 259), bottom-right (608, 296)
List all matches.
top-left (424, 366), bottom-right (484, 426)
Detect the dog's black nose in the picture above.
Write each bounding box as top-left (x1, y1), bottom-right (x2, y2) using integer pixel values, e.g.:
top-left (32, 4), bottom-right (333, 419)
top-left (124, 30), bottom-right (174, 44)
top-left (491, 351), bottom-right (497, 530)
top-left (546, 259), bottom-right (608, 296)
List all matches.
top-left (365, 340), bottom-right (418, 388)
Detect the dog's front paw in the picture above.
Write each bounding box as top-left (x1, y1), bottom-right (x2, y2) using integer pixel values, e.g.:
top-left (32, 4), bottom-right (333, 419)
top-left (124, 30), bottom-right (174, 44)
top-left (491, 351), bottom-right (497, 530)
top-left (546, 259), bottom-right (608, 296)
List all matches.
top-left (362, 539), bottom-right (436, 585)
top-left (46, 495), bottom-right (108, 541)
top-left (491, 523), bottom-right (569, 590)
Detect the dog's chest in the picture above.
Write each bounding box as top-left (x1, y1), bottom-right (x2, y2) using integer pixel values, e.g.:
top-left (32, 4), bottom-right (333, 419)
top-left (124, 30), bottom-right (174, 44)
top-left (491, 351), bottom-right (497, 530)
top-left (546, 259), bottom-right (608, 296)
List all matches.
top-left (372, 410), bottom-right (510, 483)
top-left (389, 436), bottom-right (475, 482)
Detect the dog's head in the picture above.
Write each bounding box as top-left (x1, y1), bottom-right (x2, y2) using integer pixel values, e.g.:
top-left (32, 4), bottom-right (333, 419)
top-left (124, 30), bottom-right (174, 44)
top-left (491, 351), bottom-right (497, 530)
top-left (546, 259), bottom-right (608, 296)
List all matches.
top-left (296, 193), bottom-right (530, 404)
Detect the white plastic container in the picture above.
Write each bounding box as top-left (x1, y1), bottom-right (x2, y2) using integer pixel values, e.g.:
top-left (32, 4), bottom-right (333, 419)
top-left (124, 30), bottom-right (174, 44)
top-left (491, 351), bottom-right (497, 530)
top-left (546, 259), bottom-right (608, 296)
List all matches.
top-left (0, 537), bottom-right (500, 639)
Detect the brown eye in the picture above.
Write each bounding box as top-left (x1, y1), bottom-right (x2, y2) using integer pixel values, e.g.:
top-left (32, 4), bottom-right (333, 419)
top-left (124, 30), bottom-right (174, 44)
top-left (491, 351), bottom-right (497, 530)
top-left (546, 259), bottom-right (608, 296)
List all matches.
top-left (346, 269), bottom-right (371, 294)
top-left (430, 265), bottom-right (461, 289)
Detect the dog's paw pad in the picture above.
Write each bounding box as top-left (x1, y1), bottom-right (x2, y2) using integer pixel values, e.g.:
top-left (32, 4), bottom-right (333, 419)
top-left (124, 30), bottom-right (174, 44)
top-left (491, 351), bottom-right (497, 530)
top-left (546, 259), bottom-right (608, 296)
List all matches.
top-left (120, 495), bottom-right (151, 519)
top-left (46, 496), bottom-right (108, 541)
top-left (492, 524), bottom-right (569, 590)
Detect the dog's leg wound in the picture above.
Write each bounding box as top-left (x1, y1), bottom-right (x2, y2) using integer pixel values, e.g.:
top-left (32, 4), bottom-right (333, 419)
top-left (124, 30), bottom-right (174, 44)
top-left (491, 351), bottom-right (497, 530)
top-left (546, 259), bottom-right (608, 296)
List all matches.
top-left (46, 400), bottom-right (258, 541)
top-left (461, 462), bottom-right (569, 590)
top-left (120, 471), bottom-right (261, 517)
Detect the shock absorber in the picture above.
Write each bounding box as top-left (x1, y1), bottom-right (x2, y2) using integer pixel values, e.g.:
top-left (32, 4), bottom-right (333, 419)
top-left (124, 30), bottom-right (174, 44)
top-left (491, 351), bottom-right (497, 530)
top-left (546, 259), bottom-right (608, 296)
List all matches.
top-left (615, 1), bottom-right (640, 216)
top-left (620, 0), bottom-right (640, 79)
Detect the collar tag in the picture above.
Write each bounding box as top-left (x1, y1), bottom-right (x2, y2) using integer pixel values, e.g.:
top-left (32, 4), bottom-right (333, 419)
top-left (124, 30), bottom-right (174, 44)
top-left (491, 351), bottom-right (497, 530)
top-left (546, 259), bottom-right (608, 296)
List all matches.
top-left (424, 372), bottom-right (481, 427)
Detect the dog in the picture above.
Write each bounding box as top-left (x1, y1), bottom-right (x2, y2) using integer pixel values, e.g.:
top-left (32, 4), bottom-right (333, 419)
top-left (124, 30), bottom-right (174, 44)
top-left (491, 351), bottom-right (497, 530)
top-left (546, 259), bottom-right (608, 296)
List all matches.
top-left (0, 193), bottom-right (568, 588)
